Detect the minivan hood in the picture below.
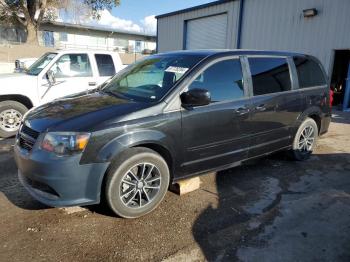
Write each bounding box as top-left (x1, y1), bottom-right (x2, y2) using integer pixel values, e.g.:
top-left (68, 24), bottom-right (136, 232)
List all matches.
top-left (24, 91), bottom-right (150, 132)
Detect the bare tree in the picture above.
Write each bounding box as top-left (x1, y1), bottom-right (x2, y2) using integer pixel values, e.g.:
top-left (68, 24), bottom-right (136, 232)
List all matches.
top-left (0, 0), bottom-right (120, 44)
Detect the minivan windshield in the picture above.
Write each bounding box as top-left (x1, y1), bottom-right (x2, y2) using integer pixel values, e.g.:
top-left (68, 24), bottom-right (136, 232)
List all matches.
top-left (102, 54), bottom-right (205, 102)
top-left (27, 52), bottom-right (57, 76)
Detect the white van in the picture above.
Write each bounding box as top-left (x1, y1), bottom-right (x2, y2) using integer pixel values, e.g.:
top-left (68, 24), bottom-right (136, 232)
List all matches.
top-left (0, 49), bottom-right (125, 137)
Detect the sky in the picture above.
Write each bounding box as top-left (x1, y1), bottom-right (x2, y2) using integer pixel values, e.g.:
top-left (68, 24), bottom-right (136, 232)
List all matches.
top-left (111, 0), bottom-right (213, 23)
top-left (59, 0), bottom-right (213, 35)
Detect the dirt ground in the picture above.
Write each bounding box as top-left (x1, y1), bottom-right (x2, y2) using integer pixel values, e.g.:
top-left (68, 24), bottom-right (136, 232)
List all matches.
top-left (1, 111), bottom-right (350, 262)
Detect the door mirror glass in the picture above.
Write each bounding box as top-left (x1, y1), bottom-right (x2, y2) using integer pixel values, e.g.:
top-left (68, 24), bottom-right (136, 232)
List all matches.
top-left (46, 70), bottom-right (56, 84)
top-left (180, 88), bottom-right (211, 107)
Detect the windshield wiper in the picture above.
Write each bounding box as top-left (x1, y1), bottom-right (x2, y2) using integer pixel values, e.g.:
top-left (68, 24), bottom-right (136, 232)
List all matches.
top-left (103, 90), bottom-right (134, 101)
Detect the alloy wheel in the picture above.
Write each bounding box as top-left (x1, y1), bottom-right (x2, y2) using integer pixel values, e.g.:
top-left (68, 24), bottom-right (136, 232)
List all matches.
top-left (120, 163), bottom-right (161, 209)
top-left (298, 125), bottom-right (315, 152)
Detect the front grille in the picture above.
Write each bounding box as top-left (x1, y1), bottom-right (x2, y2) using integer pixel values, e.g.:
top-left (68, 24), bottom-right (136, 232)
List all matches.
top-left (21, 125), bottom-right (39, 139)
top-left (18, 125), bottom-right (40, 151)
top-left (19, 136), bottom-right (35, 151)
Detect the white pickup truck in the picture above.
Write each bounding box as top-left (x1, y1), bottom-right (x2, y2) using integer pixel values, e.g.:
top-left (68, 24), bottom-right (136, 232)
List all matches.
top-left (0, 49), bottom-right (125, 138)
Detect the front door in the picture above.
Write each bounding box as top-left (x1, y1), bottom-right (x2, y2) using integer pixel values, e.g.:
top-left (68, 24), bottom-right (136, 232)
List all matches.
top-left (181, 58), bottom-right (251, 175)
top-left (246, 57), bottom-right (298, 157)
top-left (39, 53), bottom-right (96, 105)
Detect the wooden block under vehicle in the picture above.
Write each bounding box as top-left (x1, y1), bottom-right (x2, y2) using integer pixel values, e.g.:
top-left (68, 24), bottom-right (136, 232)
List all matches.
top-left (169, 177), bottom-right (201, 195)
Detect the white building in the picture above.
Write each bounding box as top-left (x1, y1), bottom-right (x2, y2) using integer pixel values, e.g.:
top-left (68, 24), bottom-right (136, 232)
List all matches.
top-left (0, 21), bottom-right (156, 54)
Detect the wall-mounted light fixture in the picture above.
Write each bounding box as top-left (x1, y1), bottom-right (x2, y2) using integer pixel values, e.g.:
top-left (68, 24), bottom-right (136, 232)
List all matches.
top-left (303, 8), bottom-right (318, 18)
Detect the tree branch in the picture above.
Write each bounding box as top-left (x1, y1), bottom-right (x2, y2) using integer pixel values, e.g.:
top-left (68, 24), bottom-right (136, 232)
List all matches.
top-left (15, 13), bottom-right (27, 26)
top-left (0, 0), bottom-right (13, 13)
top-left (37, 0), bottom-right (47, 24)
top-left (0, 0), bottom-right (27, 26)
top-left (19, 0), bottom-right (33, 25)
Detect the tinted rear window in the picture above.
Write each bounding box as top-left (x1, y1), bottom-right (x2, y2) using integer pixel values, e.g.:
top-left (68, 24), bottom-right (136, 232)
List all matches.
top-left (294, 57), bottom-right (326, 88)
top-left (95, 54), bottom-right (116, 77)
top-left (249, 57), bottom-right (292, 96)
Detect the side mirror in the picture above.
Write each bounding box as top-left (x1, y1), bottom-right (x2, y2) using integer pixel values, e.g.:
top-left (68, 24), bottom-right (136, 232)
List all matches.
top-left (180, 88), bottom-right (211, 107)
top-left (46, 70), bottom-right (56, 85)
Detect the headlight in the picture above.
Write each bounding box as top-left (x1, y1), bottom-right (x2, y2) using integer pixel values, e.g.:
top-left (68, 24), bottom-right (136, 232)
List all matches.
top-left (40, 132), bottom-right (90, 156)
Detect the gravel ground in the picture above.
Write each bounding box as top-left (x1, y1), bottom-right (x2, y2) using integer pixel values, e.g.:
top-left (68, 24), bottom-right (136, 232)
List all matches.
top-left (0, 111), bottom-right (350, 262)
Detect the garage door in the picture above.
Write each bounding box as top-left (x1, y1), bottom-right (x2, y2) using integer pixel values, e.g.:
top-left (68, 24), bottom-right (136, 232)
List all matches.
top-left (185, 14), bottom-right (228, 50)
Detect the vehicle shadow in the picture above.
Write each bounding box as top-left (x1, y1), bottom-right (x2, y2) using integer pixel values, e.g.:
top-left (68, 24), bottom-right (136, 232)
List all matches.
top-left (86, 203), bottom-right (116, 217)
top-left (192, 151), bottom-right (350, 261)
top-left (0, 138), bottom-right (48, 210)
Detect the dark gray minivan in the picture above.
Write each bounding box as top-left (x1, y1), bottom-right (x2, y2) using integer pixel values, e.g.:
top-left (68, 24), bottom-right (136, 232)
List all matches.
top-left (14, 50), bottom-right (331, 218)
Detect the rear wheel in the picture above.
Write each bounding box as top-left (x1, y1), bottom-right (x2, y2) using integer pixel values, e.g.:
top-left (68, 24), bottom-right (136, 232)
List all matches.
top-left (291, 118), bottom-right (318, 161)
top-left (105, 147), bottom-right (170, 218)
top-left (0, 101), bottom-right (28, 138)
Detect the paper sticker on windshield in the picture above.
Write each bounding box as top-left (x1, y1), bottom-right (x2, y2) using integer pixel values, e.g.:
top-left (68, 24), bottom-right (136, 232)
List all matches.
top-left (165, 66), bottom-right (189, 74)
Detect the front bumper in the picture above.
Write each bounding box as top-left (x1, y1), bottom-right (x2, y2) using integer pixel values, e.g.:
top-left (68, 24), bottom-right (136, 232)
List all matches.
top-left (14, 145), bottom-right (110, 207)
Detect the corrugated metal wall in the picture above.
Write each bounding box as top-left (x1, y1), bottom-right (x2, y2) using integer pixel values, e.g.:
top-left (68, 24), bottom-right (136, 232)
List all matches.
top-left (157, 1), bottom-right (240, 52)
top-left (241, 0), bottom-right (350, 73)
top-left (157, 0), bottom-right (350, 73)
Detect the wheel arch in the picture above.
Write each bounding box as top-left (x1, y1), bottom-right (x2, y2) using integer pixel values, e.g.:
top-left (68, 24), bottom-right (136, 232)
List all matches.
top-left (131, 143), bottom-right (174, 181)
top-left (296, 107), bottom-right (323, 135)
top-left (308, 114), bottom-right (321, 134)
top-left (96, 130), bottom-right (177, 197)
top-left (0, 95), bottom-right (34, 109)
top-left (98, 140), bottom-right (175, 206)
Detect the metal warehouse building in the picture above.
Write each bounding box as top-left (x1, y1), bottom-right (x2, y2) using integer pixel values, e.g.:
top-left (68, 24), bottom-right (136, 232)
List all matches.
top-left (156, 0), bottom-right (350, 109)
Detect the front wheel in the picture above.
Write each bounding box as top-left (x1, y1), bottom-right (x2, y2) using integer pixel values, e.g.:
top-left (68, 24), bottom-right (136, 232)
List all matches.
top-left (291, 118), bottom-right (318, 161)
top-left (0, 100), bottom-right (28, 138)
top-left (105, 147), bottom-right (170, 218)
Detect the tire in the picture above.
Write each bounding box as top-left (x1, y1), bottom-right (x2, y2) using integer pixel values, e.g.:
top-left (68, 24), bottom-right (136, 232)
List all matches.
top-left (0, 100), bottom-right (28, 138)
top-left (105, 147), bottom-right (170, 218)
top-left (290, 118), bottom-right (318, 161)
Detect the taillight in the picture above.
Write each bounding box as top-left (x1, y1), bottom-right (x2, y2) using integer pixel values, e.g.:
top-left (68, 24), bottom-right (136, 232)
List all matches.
top-left (330, 89), bottom-right (334, 107)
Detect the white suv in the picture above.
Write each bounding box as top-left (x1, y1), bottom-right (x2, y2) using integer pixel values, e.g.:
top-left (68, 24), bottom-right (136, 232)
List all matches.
top-left (0, 49), bottom-right (125, 138)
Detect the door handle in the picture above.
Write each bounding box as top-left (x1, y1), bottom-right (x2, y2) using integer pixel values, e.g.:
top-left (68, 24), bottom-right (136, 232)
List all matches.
top-left (255, 105), bottom-right (266, 112)
top-left (234, 107), bottom-right (250, 115)
top-left (89, 82), bottom-right (97, 86)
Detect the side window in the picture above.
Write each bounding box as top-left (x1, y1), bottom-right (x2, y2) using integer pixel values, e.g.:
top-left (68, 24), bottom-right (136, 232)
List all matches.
top-left (188, 59), bottom-right (244, 103)
top-left (249, 57), bottom-right (292, 96)
top-left (51, 54), bottom-right (92, 78)
top-left (95, 54), bottom-right (116, 77)
top-left (294, 57), bottom-right (326, 88)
